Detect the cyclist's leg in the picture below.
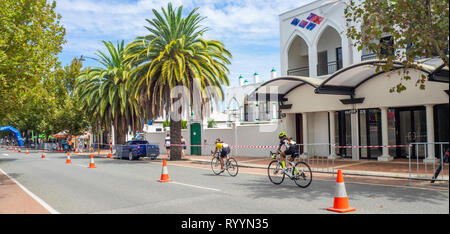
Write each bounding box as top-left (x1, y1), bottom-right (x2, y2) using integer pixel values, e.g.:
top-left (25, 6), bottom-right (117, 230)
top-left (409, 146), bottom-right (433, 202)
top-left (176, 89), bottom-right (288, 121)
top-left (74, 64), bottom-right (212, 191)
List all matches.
top-left (290, 155), bottom-right (300, 174)
top-left (282, 147), bottom-right (294, 169)
top-left (219, 150), bottom-right (226, 170)
top-left (222, 147), bottom-right (231, 169)
top-left (280, 151), bottom-right (286, 168)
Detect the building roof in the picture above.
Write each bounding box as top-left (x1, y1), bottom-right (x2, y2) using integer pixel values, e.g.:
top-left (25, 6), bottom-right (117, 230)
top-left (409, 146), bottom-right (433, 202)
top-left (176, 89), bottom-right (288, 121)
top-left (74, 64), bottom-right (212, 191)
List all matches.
top-left (317, 59), bottom-right (448, 95)
top-left (249, 76), bottom-right (324, 100)
top-left (251, 59), bottom-right (448, 98)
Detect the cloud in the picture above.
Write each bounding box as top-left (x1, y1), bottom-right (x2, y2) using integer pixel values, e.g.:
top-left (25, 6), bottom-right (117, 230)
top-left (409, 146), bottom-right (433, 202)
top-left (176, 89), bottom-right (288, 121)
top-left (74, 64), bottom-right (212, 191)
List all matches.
top-left (55, 0), bottom-right (313, 75)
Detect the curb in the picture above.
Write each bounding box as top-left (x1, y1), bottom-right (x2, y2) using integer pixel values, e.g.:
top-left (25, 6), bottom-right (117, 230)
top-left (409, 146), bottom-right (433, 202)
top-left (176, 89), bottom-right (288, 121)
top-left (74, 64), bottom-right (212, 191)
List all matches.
top-left (184, 158), bottom-right (449, 181)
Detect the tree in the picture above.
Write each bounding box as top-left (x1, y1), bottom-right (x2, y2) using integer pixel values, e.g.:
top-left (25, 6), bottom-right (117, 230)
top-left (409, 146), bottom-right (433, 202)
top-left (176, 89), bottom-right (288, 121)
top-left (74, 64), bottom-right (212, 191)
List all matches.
top-left (0, 0), bottom-right (65, 120)
top-left (345, 0), bottom-right (449, 92)
top-left (0, 57), bottom-right (90, 145)
top-left (76, 41), bottom-right (142, 145)
top-left (125, 3), bottom-right (232, 160)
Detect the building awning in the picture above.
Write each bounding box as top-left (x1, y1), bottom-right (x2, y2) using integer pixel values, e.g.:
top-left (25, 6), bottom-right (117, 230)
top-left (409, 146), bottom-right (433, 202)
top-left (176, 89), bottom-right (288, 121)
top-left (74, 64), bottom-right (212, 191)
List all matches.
top-left (248, 76), bottom-right (324, 101)
top-left (250, 58), bottom-right (448, 99)
top-left (316, 59), bottom-right (448, 95)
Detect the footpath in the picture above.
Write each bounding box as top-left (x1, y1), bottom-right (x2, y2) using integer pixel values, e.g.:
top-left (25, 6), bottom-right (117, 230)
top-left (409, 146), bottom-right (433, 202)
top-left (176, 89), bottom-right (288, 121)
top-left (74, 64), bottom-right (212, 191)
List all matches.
top-left (167, 155), bottom-right (449, 189)
top-left (0, 149), bottom-right (448, 214)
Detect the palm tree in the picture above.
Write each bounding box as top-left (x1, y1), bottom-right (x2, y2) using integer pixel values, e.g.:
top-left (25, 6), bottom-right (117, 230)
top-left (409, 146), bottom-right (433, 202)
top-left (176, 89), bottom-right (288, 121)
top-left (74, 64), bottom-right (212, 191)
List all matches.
top-left (76, 40), bottom-right (142, 145)
top-left (125, 3), bottom-right (232, 160)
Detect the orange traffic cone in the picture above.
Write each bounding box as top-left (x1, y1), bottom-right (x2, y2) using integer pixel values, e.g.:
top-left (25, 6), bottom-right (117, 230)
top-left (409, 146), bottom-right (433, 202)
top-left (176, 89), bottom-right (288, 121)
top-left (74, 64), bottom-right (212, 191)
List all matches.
top-left (26, 148), bottom-right (29, 155)
top-left (327, 169), bottom-right (356, 213)
top-left (41, 150), bottom-right (46, 159)
top-left (158, 159), bottom-right (172, 182)
top-left (75, 147), bottom-right (78, 154)
top-left (88, 154), bottom-right (96, 168)
top-left (14, 147), bottom-right (17, 152)
top-left (66, 152), bottom-right (72, 164)
top-left (107, 145), bottom-right (112, 158)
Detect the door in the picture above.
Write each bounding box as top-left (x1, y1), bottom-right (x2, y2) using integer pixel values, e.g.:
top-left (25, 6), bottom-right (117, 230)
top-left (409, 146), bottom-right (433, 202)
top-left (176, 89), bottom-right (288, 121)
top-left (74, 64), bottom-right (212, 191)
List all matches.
top-left (395, 107), bottom-right (427, 158)
top-left (359, 109), bottom-right (382, 159)
top-left (336, 111), bottom-right (352, 158)
top-left (190, 123), bottom-right (201, 155)
top-left (434, 104), bottom-right (449, 156)
top-left (317, 51), bottom-right (328, 76)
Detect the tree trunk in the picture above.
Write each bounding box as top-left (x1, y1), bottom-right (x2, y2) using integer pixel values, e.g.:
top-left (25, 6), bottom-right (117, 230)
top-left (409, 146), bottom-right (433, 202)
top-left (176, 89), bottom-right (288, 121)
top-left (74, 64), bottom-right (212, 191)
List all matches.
top-left (115, 122), bottom-right (127, 145)
top-left (170, 120), bottom-right (182, 161)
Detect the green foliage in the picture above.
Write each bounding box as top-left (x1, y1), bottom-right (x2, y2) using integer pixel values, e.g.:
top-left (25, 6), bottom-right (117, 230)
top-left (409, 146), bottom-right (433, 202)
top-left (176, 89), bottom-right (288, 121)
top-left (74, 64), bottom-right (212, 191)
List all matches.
top-left (0, 57), bottom-right (89, 138)
top-left (0, 0), bottom-right (66, 119)
top-left (125, 3), bottom-right (232, 119)
top-left (76, 41), bottom-right (142, 144)
top-left (163, 120), bottom-right (188, 129)
top-left (345, 0), bottom-right (449, 92)
top-left (207, 119), bottom-right (217, 128)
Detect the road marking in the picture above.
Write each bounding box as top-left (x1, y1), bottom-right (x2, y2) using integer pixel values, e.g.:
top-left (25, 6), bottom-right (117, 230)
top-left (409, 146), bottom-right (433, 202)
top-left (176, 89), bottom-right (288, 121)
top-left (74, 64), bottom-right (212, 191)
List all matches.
top-left (0, 168), bottom-right (60, 214)
top-left (171, 181), bottom-right (221, 192)
top-left (2, 153), bottom-right (8, 156)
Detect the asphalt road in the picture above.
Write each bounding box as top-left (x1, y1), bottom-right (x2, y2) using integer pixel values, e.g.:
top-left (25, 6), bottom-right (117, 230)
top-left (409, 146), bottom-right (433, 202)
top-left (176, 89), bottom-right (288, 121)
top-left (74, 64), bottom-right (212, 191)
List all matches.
top-left (0, 150), bottom-right (448, 214)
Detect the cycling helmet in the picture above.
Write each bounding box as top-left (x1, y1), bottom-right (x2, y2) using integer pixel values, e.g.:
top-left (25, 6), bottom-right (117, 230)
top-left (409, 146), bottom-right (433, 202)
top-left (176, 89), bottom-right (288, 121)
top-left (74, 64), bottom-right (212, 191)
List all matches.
top-left (215, 138), bottom-right (222, 143)
top-left (278, 132), bottom-right (287, 139)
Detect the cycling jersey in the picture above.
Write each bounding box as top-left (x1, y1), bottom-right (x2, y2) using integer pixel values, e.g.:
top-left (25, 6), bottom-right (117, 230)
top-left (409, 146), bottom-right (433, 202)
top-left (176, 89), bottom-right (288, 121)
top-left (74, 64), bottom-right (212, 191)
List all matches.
top-left (215, 142), bottom-right (229, 150)
top-left (279, 138), bottom-right (298, 157)
top-left (215, 142), bottom-right (230, 157)
top-left (279, 138), bottom-right (296, 148)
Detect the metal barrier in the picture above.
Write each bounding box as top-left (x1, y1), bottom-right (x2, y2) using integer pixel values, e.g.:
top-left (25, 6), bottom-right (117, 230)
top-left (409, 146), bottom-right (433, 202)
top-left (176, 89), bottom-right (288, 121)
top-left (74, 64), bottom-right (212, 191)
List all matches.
top-left (295, 143), bottom-right (336, 175)
top-left (408, 142), bottom-right (449, 184)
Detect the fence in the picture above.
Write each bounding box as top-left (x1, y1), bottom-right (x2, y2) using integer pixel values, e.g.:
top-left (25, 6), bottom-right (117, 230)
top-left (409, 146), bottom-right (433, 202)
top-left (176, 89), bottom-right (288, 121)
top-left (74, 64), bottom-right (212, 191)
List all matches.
top-left (408, 142), bottom-right (449, 184)
top-left (295, 143), bottom-right (336, 174)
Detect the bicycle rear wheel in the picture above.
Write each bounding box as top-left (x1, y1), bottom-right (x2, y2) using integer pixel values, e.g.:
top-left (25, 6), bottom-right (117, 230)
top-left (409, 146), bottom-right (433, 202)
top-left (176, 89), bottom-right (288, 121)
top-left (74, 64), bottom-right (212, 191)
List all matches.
top-left (268, 160), bottom-right (285, 185)
top-left (211, 157), bottom-right (222, 175)
top-left (226, 157), bottom-right (239, 177)
top-left (293, 161), bottom-right (312, 188)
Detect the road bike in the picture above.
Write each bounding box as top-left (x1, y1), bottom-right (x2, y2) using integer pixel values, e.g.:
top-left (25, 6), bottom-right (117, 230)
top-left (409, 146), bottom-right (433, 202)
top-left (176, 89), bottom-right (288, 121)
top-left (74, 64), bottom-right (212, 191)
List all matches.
top-left (268, 151), bottom-right (312, 188)
top-left (211, 150), bottom-right (239, 177)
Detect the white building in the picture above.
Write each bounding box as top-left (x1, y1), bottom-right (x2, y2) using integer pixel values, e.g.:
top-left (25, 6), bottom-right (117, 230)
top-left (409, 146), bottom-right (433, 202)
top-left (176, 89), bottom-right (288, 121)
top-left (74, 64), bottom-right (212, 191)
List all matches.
top-left (146, 0), bottom-right (448, 160)
top-left (250, 0), bottom-right (449, 161)
top-left (225, 70), bottom-right (279, 124)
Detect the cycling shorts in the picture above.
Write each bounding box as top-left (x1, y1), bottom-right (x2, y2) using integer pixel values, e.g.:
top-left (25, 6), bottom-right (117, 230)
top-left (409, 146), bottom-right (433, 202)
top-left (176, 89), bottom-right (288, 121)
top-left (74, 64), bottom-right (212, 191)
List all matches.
top-left (284, 146), bottom-right (299, 158)
top-left (220, 147), bottom-right (231, 158)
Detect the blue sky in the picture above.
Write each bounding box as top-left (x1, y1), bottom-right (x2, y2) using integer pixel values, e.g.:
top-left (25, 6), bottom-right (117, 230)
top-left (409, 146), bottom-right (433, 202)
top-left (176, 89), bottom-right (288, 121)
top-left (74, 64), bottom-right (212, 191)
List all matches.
top-left (54, 0), bottom-right (314, 87)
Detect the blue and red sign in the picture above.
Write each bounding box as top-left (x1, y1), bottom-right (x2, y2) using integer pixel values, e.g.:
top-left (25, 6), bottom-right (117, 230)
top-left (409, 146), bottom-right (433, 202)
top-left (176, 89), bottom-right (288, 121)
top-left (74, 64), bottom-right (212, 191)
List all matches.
top-left (291, 12), bottom-right (324, 31)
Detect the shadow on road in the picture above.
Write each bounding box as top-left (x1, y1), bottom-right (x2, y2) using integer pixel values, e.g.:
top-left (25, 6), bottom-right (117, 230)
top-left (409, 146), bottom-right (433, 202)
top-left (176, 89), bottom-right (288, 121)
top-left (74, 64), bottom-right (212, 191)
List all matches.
top-left (232, 173), bottom-right (448, 205)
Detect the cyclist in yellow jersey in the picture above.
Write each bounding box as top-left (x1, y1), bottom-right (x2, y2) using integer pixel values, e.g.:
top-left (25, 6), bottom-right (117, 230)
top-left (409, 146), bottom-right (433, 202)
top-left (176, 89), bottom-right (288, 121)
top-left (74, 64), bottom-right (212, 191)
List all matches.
top-left (211, 138), bottom-right (231, 174)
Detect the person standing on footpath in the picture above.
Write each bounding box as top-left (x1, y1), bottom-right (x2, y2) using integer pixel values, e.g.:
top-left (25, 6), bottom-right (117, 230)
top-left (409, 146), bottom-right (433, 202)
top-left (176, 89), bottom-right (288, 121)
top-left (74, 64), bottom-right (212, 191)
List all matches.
top-left (181, 136), bottom-right (186, 159)
top-left (165, 134), bottom-right (170, 157)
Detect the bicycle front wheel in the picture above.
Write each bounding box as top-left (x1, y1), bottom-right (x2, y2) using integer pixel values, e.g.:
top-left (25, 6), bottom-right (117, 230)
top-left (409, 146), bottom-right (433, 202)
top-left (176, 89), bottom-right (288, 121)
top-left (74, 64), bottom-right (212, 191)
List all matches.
top-left (226, 157), bottom-right (239, 177)
top-left (211, 157), bottom-right (222, 175)
top-left (293, 161), bottom-right (312, 188)
top-left (268, 160), bottom-right (285, 185)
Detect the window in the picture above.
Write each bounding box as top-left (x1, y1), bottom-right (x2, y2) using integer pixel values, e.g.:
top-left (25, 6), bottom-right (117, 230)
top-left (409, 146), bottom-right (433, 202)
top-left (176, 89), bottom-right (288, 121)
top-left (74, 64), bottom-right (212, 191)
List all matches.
top-left (336, 47), bottom-right (342, 70)
top-left (380, 36), bottom-right (394, 56)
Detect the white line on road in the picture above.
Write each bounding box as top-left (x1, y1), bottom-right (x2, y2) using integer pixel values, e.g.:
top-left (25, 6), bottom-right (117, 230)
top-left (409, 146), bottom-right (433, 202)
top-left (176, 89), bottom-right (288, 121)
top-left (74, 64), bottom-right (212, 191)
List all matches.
top-left (2, 153), bottom-right (8, 156)
top-left (0, 168), bottom-right (60, 214)
top-left (171, 181), bottom-right (221, 192)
